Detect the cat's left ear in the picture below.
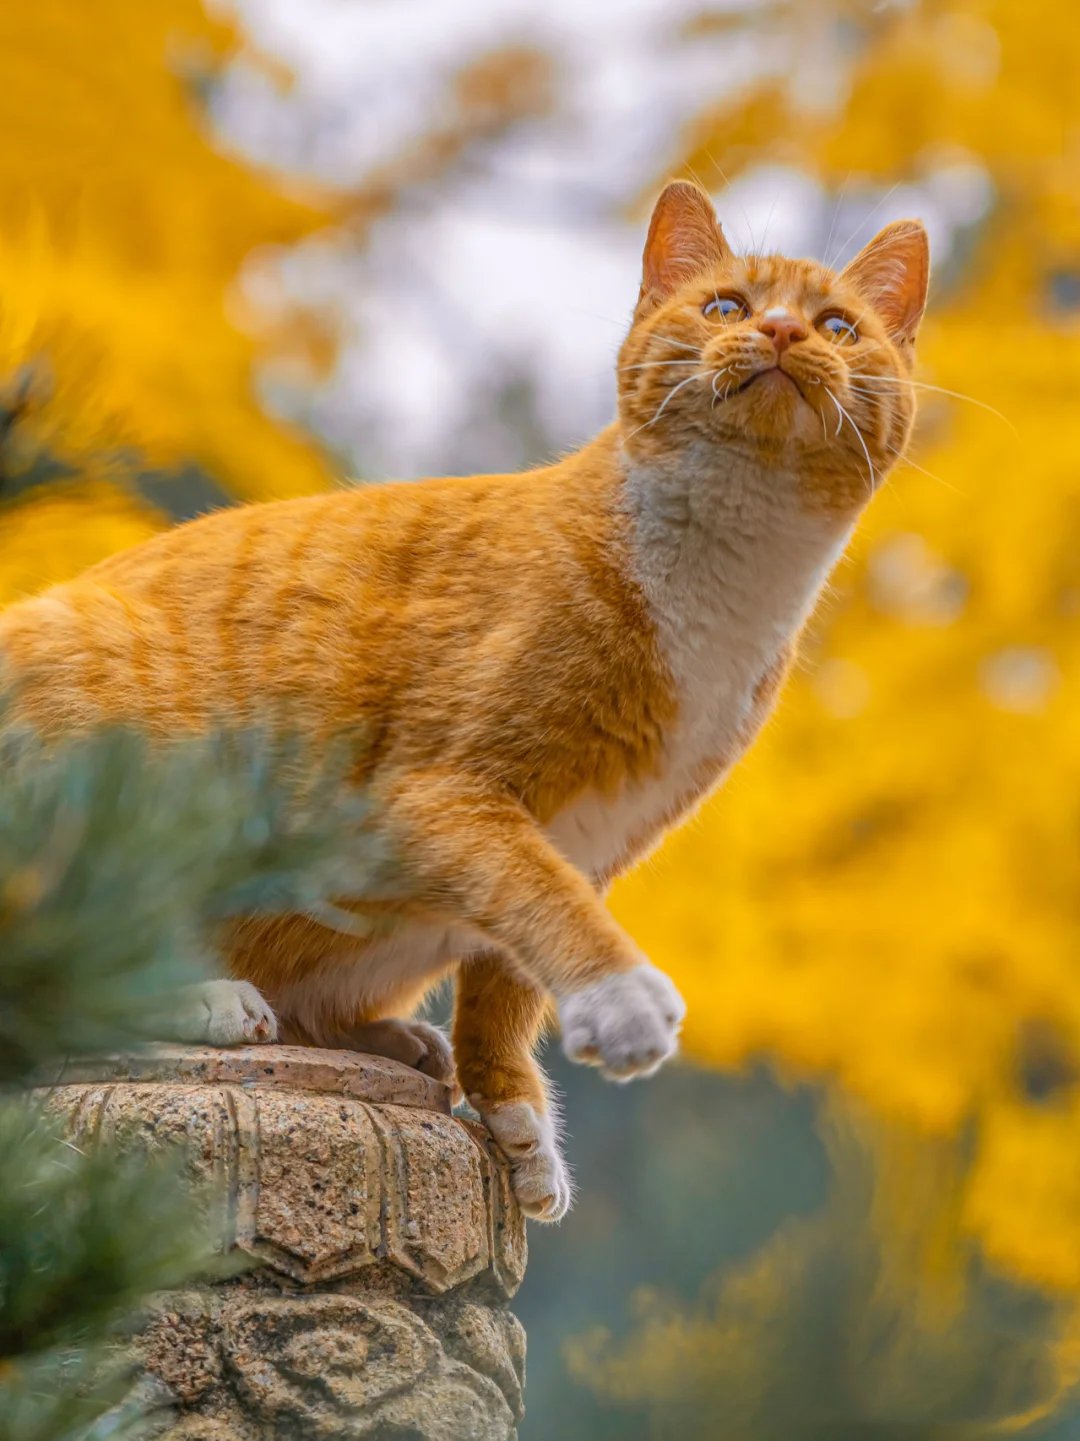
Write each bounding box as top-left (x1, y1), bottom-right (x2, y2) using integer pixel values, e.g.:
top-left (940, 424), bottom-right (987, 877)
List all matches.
top-left (638, 181), bottom-right (733, 314)
top-left (842, 220), bottom-right (929, 346)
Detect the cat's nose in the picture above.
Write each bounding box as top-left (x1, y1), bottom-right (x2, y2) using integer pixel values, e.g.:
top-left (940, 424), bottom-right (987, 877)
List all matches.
top-left (758, 311), bottom-right (808, 354)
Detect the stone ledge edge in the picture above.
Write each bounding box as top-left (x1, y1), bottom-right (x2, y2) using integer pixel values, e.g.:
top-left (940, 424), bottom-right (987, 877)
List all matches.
top-left (30, 1043), bottom-right (453, 1114)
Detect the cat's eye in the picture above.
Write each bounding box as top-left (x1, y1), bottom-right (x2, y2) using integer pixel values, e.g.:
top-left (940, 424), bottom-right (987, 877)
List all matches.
top-left (703, 295), bottom-right (748, 323)
top-left (819, 313), bottom-right (859, 345)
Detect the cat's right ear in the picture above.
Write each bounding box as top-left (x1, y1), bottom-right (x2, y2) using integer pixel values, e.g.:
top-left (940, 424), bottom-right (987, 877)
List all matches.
top-left (842, 220), bottom-right (929, 347)
top-left (637, 181), bottom-right (732, 318)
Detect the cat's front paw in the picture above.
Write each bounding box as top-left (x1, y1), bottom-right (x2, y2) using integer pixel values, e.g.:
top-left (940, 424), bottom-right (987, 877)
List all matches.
top-left (171, 980), bottom-right (278, 1046)
top-left (558, 964), bottom-right (685, 1081)
top-left (476, 1099), bottom-right (573, 1222)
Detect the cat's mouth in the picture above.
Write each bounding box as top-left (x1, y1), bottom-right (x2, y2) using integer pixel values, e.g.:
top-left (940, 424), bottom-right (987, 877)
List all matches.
top-left (734, 366), bottom-right (807, 402)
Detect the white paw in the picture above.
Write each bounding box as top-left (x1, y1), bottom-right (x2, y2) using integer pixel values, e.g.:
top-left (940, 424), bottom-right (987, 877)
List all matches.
top-left (171, 980), bottom-right (278, 1046)
top-left (476, 1099), bottom-right (574, 1223)
top-left (558, 964), bottom-right (685, 1081)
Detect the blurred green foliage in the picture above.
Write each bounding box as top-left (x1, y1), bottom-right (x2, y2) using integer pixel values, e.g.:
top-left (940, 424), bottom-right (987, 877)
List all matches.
top-left (0, 719), bottom-right (389, 1438)
top-left (0, 718), bottom-right (384, 1079)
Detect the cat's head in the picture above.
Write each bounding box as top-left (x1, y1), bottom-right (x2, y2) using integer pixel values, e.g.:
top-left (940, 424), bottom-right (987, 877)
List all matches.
top-left (617, 181), bottom-right (929, 513)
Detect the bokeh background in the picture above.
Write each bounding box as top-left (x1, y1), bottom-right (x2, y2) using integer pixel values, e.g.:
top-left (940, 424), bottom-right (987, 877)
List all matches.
top-left (3, 1), bottom-right (1079, 1434)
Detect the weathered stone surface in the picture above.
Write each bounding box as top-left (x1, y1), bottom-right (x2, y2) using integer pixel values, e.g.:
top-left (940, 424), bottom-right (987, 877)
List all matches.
top-left (39, 1043), bottom-right (453, 1112)
top-left (41, 1045), bottom-right (527, 1439)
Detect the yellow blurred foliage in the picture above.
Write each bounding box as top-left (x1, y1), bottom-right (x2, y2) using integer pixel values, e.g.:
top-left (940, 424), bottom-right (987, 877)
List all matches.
top-left (0, 0), bottom-right (337, 606)
top-left (614, 0), bottom-right (1080, 1298)
top-left (0, 483), bottom-right (162, 603)
top-left (0, 6), bottom-right (558, 608)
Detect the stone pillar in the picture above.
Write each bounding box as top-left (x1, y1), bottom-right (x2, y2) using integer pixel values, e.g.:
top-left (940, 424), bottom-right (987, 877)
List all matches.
top-left (42, 1045), bottom-right (528, 1440)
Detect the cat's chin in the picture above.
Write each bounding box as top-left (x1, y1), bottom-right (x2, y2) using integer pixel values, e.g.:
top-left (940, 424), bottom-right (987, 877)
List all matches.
top-left (718, 378), bottom-right (823, 446)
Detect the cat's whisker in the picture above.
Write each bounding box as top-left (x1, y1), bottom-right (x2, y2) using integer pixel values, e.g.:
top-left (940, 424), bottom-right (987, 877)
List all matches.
top-left (694, 150), bottom-right (759, 256)
top-left (648, 333), bottom-right (701, 354)
top-left (821, 172), bottom-right (852, 274)
top-left (846, 301), bottom-right (891, 338)
top-left (758, 193), bottom-right (780, 260)
top-left (825, 386), bottom-right (877, 499)
top-left (626, 370), bottom-right (712, 439)
top-left (830, 394), bottom-right (843, 438)
top-left (711, 368), bottom-right (733, 406)
top-left (845, 383), bottom-right (891, 406)
top-left (848, 338), bottom-right (892, 361)
top-left (649, 371), bottom-right (712, 426)
top-left (618, 359), bottom-right (700, 374)
top-left (826, 183), bottom-right (901, 270)
top-left (883, 443), bottom-right (969, 497)
top-left (847, 374), bottom-right (1018, 434)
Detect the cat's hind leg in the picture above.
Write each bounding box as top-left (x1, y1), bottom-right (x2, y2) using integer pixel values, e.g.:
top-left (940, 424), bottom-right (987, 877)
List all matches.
top-left (331, 1016), bottom-right (456, 1087)
top-left (168, 979), bottom-right (278, 1046)
top-left (225, 913), bottom-right (460, 1088)
top-left (454, 954), bottom-right (572, 1223)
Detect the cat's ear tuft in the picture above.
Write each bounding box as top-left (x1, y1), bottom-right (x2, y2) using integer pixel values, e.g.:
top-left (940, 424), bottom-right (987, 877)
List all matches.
top-left (639, 181), bottom-right (732, 310)
top-left (842, 219), bottom-right (929, 346)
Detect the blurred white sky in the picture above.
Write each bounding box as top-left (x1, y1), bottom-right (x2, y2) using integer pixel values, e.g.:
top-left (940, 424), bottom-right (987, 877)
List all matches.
top-left (211, 0), bottom-right (992, 479)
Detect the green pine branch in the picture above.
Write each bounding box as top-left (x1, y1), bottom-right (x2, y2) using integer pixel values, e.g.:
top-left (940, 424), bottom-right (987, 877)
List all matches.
top-left (0, 711), bottom-right (394, 1438)
top-left (0, 718), bottom-right (388, 1082)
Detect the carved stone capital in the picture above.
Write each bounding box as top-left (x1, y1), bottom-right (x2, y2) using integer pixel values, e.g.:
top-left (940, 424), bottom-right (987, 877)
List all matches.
top-left (42, 1045), bottom-right (528, 1439)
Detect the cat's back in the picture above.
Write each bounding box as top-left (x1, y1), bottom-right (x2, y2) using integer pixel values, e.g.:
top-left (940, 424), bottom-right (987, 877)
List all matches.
top-left (0, 463), bottom-right (626, 746)
top-left (0, 490), bottom-right (327, 733)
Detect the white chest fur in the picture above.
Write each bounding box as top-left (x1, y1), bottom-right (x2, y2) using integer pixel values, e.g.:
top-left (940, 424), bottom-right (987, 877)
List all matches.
top-left (546, 446), bottom-right (851, 879)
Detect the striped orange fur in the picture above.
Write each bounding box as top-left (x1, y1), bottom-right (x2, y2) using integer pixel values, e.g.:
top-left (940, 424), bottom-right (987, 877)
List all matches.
top-left (0, 182), bottom-right (928, 1218)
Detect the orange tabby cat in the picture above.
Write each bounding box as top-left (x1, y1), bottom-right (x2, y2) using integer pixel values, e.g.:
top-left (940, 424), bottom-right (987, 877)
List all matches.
top-left (0, 183), bottom-right (927, 1220)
